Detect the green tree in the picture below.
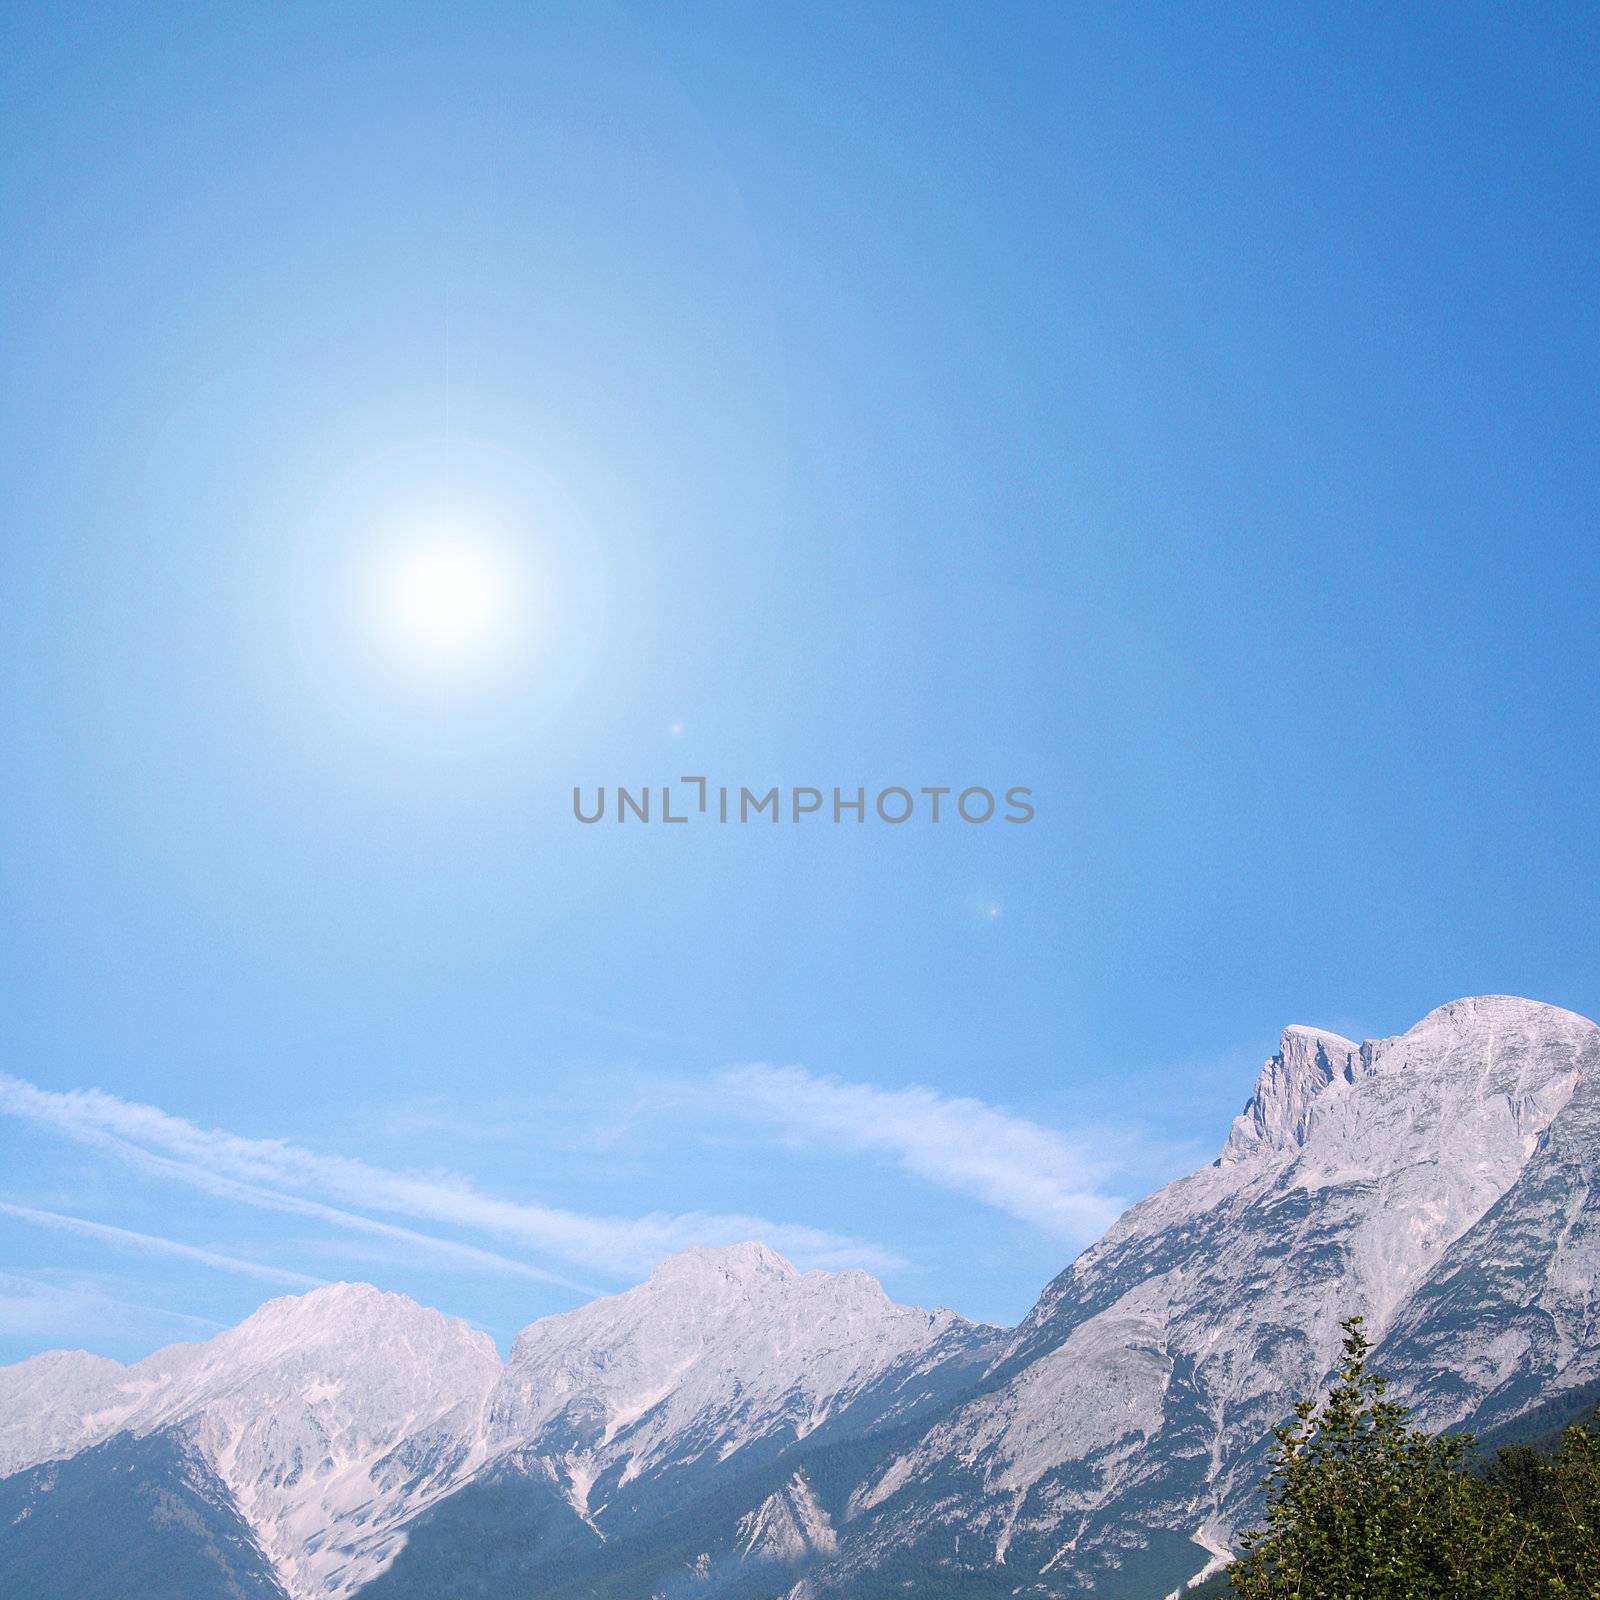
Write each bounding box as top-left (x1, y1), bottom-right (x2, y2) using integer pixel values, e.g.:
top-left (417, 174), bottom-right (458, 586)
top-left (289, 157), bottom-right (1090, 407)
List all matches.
top-left (1522, 1419), bottom-right (1600, 1590)
top-left (1227, 1317), bottom-right (1543, 1599)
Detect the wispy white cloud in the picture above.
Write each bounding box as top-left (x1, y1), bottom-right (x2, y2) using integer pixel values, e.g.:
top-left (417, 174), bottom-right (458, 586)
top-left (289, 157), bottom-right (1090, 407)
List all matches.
top-left (92, 1141), bottom-right (607, 1294)
top-left (0, 1269), bottom-right (226, 1343)
top-left (0, 1074), bottom-right (900, 1283)
top-left (0, 1061), bottom-right (1125, 1311)
top-left (0, 1202), bottom-right (324, 1290)
top-left (713, 1065), bottom-right (1126, 1243)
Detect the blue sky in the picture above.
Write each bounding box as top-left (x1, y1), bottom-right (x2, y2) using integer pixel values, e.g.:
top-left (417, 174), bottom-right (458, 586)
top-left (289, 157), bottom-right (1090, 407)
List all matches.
top-left (1, 2), bottom-right (1597, 1360)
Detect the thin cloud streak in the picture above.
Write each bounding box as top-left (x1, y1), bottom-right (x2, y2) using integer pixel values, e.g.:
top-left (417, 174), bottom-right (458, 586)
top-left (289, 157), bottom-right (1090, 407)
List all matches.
top-left (0, 1074), bottom-right (901, 1282)
top-left (79, 1141), bottom-right (605, 1295)
top-left (0, 1269), bottom-right (228, 1343)
top-left (0, 1202), bottom-right (324, 1290)
top-left (715, 1065), bottom-right (1127, 1243)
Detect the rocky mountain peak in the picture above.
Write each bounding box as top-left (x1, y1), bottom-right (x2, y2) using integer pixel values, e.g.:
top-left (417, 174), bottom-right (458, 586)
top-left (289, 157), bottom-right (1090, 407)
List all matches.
top-left (644, 1240), bottom-right (798, 1289)
top-left (188, 1278), bottom-right (502, 1418)
top-left (236, 1279), bottom-right (425, 1324)
top-left (1219, 1023), bottom-right (1358, 1164)
top-left (6, 993), bottom-right (1596, 1600)
top-left (835, 996), bottom-right (1600, 1600)
top-left (1396, 993), bottom-right (1598, 1055)
top-left (0, 1349), bottom-right (129, 1480)
top-left (0, 1280), bottom-right (503, 1600)
top-left (1216, 997), bottom-right (1596, 1169)
top-left (489, 1244), bottom-right (983, 1495)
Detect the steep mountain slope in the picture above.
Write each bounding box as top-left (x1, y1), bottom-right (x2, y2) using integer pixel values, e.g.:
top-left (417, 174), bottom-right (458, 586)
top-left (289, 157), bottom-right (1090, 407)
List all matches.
top-left (486, 1242), bottom-right (986, 1516)
top-left (0, 1247), bottom-right (988, 1600)
top-left (3, 994), bottom-right (1596, 1600)
top-left (1374, 1001), bottom-right (1600, 1435)
top-left (820, 996), bottom-right (1600, 1599)
top-left (0, 1283), bottom-right (501, 1600)
top-left (361, 1243), bottom-right (992, 1599)
top-left (0, 1429), bottom-right (289, 1600)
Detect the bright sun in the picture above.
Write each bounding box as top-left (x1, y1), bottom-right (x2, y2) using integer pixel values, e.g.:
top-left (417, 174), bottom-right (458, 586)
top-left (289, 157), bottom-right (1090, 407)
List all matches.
top-left (376, 539), bottom-right (517, 674)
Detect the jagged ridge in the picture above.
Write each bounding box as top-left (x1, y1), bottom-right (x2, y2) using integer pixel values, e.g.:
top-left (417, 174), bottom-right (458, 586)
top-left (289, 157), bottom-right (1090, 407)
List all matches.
top-left (1, 995), bottom-right (1595, 1600)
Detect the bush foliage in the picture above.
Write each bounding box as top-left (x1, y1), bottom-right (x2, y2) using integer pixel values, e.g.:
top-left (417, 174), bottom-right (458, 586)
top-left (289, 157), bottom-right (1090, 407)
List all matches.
top-left (1228, 1318), bottom-right (1600, 1599)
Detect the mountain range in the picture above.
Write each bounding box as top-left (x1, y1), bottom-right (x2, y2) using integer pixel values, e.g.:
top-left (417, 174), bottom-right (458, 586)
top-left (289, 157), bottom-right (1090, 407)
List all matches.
top-left (3, 994), bottom-right (1597, 1600)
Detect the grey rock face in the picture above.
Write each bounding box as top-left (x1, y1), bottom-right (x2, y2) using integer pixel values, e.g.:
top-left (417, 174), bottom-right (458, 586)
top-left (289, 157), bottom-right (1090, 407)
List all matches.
top-left (1377, 1001), bottom-right (1600, 1433)
top-left (0, 1283), bottom-right (503, 1600)
top-left (3, 994), bottom-right (1595, 1600)
top-left (485, 1240), bottom-right (988, 1509)
top-left (0, 1246), bottom-right (989, 1600)
top-left (360, 1244), bottom-right (995, 1599)
top-left (824, 996), bottom-right (1600, 1598)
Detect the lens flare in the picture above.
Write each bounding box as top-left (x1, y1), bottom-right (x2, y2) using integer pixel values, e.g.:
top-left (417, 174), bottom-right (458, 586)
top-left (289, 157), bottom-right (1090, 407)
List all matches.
top-left (375, 538), bottom-right (518, 674)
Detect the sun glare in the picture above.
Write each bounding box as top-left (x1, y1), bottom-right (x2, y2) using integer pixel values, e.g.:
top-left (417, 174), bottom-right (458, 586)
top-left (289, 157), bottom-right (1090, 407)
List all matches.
top-left (375, 538), bottom-right (518, 674)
